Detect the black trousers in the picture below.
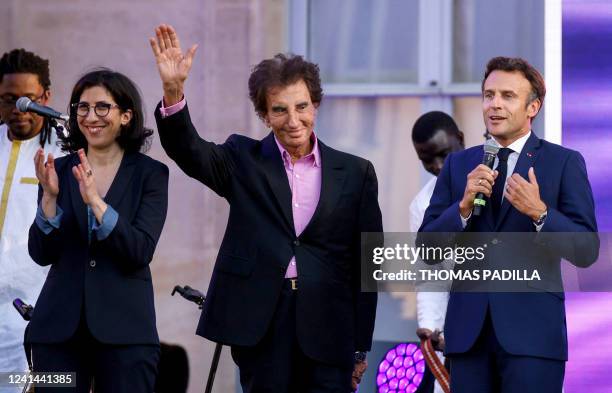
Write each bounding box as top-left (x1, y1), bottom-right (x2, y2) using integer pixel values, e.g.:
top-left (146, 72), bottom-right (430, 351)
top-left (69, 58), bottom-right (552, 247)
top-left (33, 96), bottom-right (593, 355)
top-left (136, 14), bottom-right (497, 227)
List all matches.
top-left (449, 310), bottom-right (565, 393)
top-left (31, 316), bottom-right (159, 393)
top-left (231, 280), bottom-right (353, 393)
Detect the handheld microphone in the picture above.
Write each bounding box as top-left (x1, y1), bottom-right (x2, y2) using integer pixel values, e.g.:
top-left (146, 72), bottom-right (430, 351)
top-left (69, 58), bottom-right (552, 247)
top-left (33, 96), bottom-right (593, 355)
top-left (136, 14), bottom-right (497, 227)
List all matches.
top-left (12, 298), bottom-right (34, 321)
top-left (16, 97), bottom-right (69, 122)
top-left (473, 139), bottom-right (500, 216)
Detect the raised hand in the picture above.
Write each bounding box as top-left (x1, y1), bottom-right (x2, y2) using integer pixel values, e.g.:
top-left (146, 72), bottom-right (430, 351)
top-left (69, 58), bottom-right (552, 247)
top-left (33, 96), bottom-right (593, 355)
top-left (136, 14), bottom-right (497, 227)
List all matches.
top-left (149, 24), bottom-right (198, 106)
top-left (34, 148), bottom-right (59, 197)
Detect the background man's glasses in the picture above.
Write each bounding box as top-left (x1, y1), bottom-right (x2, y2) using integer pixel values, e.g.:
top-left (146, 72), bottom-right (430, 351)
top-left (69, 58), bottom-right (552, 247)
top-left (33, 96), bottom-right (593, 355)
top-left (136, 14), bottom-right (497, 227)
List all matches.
top-left (0, 93), bottom-right (45, 109)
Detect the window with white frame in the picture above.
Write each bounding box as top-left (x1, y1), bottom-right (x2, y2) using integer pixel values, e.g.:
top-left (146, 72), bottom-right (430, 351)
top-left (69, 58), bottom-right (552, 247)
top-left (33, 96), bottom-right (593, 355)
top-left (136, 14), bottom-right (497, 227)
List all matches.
top-left (290, 0), bottom-right (544, 97)
top-left (308, 0), bottom-right (419, 85)
top-left (288, 0), bottom-right (546, 232)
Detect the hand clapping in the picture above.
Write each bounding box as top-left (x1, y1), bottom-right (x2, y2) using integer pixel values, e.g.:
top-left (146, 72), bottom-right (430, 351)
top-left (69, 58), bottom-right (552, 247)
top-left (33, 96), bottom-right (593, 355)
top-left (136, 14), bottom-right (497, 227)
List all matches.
top-left (72, 149), bottom-right (101, 206)
top-left (34, 148), bottom-right (59, 198)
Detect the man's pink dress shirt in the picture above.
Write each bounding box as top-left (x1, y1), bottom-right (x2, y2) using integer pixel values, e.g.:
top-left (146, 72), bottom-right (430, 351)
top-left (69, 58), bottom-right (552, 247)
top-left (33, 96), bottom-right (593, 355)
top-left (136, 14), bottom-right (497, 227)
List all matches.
top-left (161, 98), bottom-right (321, 278)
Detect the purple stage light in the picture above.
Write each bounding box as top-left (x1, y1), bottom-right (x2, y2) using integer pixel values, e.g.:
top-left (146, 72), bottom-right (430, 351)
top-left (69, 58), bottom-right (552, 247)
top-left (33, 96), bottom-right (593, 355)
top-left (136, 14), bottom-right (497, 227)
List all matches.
top-left (376, 343), bottom-right (425, 393)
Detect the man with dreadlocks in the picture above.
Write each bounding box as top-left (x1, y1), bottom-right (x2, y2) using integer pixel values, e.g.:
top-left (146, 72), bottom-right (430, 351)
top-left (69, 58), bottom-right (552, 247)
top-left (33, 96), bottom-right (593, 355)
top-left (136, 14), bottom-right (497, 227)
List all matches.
top-left (0, 48), bottom-right (64, 376)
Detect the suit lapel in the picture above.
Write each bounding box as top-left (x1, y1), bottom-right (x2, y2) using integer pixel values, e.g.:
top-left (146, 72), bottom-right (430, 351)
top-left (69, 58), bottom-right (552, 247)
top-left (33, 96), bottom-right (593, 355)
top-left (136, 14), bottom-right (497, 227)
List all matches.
top-left (104, 152), bottom-right (136, 208)
top-left (260, 133), bottom-right (295, 233)
top-left (495, 133), bottom-right (542, 230)
top-left (301, 141), bottom-right (346, 236)
top-left (68, 152), bottom-right (136, 240)
top-left (67, 154), bottom-right (89, 241)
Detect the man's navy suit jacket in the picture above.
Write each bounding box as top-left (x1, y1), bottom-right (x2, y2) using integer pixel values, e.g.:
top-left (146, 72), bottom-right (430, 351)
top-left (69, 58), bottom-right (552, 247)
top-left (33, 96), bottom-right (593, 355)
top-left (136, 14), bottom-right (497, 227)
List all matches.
top-left (419, 133), bottom-right (598, 360)
top-left (155, 104), bottom-right (382, 367)
top-left (27, 152), bottom-right (169, 346)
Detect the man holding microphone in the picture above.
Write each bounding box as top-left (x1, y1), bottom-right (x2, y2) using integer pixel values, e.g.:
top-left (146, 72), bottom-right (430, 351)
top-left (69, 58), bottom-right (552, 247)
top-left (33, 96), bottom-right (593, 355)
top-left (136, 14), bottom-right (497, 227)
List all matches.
top-left (420, 57), bottom-right (598, 393)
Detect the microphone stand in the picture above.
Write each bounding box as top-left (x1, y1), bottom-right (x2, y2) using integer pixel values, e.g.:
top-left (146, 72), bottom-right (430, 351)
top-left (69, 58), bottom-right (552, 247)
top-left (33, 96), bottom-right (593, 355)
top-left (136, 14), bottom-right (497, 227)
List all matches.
top-left (47, 117), bottom-right (67, 139)
top-left (13, 299), bottom-right (34, 393)
top-left (172, 285), bottom-right (222, 393)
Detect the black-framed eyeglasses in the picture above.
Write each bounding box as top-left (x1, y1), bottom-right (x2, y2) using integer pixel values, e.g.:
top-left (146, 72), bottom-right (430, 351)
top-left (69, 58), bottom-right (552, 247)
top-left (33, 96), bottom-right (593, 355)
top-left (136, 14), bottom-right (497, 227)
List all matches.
top-left (0, 92), bottom-right (46, 109)
top-left (71, 102), bottom-right (120, 118)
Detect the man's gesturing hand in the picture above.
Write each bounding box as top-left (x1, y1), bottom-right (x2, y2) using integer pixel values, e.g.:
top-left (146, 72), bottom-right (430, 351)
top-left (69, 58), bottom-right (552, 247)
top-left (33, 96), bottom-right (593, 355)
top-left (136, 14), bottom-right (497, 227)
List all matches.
top-left (505, 167), bottom-right (547, 221)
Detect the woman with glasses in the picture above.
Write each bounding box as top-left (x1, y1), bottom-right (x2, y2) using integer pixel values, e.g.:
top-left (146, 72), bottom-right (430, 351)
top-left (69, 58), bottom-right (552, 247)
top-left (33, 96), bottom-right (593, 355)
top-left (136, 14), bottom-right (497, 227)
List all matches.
top-left (27, 69), bottom-right (168, 392)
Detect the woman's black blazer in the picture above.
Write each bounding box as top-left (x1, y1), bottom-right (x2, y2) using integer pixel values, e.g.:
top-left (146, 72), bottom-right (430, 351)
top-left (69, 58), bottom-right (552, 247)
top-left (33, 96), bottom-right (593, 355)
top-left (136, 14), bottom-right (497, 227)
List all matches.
top-left (27, 152), bottom-right (169, 345)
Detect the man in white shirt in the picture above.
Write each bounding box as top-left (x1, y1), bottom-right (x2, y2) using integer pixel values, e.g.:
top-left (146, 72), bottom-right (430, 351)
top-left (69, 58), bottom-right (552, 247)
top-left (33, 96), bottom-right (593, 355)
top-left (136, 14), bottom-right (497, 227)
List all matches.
top-left (409, 111), bottom-right (464, 393)
top-left (0, 48), bottom-right (64, 378)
